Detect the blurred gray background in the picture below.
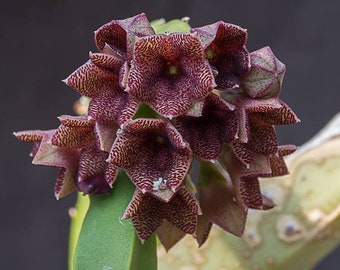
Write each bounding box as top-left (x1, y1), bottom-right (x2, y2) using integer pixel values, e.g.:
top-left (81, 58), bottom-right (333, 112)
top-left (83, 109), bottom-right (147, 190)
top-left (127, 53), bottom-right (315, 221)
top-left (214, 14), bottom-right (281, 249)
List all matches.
top-left (1, 0), bottom-right (339, 269)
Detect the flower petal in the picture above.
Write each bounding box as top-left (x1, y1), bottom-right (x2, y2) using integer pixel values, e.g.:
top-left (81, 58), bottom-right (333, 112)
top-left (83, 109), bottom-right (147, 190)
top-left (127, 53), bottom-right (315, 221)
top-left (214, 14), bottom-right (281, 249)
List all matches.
top-left (94, 121), bottom-right (118, 152)
top-left (51, 115), bottom-right (95, 148)
top-left (89, 51), bottom-right (124, 71)
top-left (198, 162), bottom-right (247, 237)
top-left (88, 87), bottom-right (140, 127)
top-left (64, 61), bottom-right (119, 98)
top-left (55, 167), bottom-right (77, 199)
top-left (122, 189), bottom-right (164, 243)
top-left (156, 221), bottom-right (186, 251)
top-left (123, 186), bottom-right (200, 243)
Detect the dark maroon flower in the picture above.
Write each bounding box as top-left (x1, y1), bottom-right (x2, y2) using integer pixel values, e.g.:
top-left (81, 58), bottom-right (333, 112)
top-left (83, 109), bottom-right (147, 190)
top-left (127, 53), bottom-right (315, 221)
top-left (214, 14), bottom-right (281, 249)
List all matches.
top-left (15, 115), bottom-right (119, 197)
top-left (172, 93), bottom-right (237, 161)
top-left (15, 129), bottom-right (79, 198)
top-left (125, 33), bottom-right (216, 118)
top-left (108, 118), bottom-right (192, 202)
top-left (122, 186), bottom-right (201, 243)
top-left (192, 21), bottom-right (250, 90)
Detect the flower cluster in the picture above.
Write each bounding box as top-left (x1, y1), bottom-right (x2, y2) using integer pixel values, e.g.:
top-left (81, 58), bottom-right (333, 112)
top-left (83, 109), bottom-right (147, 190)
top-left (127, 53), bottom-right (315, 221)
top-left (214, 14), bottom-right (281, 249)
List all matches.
top-left (15, 13), bottom-right (298, 249)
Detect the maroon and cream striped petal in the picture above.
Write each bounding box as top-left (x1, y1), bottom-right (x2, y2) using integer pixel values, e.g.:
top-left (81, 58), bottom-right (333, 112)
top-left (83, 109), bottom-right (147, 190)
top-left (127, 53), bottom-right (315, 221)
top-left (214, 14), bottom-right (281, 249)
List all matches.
top-left (63, 61), bottom-right (119, 98)
top-left (51, 115), bottom-right (95, 148)
top-left (232, 97), bottom-right (281, 143)
top-left (105, 163), bottom-right (119, 187)
top-left (89, 51), bottom-right (124, 72)
top-left (88, 87), bottom-right (140, 127)
top-left (122, 186), bottom-right (200, 243)
top-left (269, 144), bottom-right (297, 177)
top-left (247, 115), bottom-right (278, 155)
top-left (239, 177), bottom-right (264, 209)
top-left (173, 93), bottom-right (237, 161)
top-left (108, 119), bottom-right (192, 200)
top-left (251, 100), bottom-right (300, 125)
top-left (94, 13), bottom-right (154, 59)
top-left (77, 145), bottom-right (108, 182)
top-left (122, 189), bottom-right (164, 243)
top-left (55, 167), bottom-right (77, 199)
top-left (221, 144), bottom-right (272, 209)
top-left (126, 33), bottom-right (215, 118)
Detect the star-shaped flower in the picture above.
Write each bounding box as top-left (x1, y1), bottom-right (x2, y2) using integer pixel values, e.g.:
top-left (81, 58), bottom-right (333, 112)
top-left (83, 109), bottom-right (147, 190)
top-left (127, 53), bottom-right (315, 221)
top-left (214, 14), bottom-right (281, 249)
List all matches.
top-left (108, 118), bottom-right (192, 202)
top-left (14, 129), bottom-right (80, 198)
top-left (15, 115), bottom-right (119, 197)
top-left (192, 21), bottom-right (250, 90)
top-left (125, 33), bottom-right (216, 118)
top-left (122, 186), bottom-right (201, 243)
top-left (172, 93), bottom-right (237, 161)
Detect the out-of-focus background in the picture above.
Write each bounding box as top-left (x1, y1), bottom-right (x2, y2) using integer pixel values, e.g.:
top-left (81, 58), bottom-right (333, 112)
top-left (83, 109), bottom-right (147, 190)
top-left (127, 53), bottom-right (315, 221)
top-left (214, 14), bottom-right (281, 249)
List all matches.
top-left (1, 0), bottom-right (339, 269)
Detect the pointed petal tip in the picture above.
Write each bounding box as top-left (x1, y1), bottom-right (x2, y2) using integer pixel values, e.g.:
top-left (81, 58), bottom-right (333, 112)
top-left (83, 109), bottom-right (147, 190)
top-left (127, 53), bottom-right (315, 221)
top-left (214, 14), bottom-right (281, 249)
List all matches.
top-left (120, 213), bottom-right (129, 221)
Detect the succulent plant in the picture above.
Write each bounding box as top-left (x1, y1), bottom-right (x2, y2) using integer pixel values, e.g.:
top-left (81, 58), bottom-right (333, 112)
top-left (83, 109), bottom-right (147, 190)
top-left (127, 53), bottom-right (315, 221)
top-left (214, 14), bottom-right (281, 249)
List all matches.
top-left (15, 13), bottom-right (298, 269)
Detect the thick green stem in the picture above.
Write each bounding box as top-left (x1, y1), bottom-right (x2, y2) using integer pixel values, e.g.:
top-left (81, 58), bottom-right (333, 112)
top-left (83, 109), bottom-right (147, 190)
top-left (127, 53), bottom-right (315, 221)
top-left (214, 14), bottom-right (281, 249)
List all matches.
top-left (72, 172), bottom-right (157, 270)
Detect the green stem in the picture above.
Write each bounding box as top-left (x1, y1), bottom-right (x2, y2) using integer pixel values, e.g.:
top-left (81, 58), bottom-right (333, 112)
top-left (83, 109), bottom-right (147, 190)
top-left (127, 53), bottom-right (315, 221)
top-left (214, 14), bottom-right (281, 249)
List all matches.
top-left (68, 192), bottom-right (89, 270)
top-left (72, 171), bottom-right (157, 270)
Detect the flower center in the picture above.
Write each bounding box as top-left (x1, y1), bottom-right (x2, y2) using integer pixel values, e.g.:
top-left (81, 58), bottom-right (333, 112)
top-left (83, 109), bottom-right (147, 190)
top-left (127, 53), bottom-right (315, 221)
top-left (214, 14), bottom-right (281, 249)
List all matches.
top-left (155, 135), bottom-right (165, 145)
top-left (164, 62), bottom-right (181, 78)
top-left (153, 177), bottom-right (167, 191)
top-left (205, 48), bottom-right (215, 60)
